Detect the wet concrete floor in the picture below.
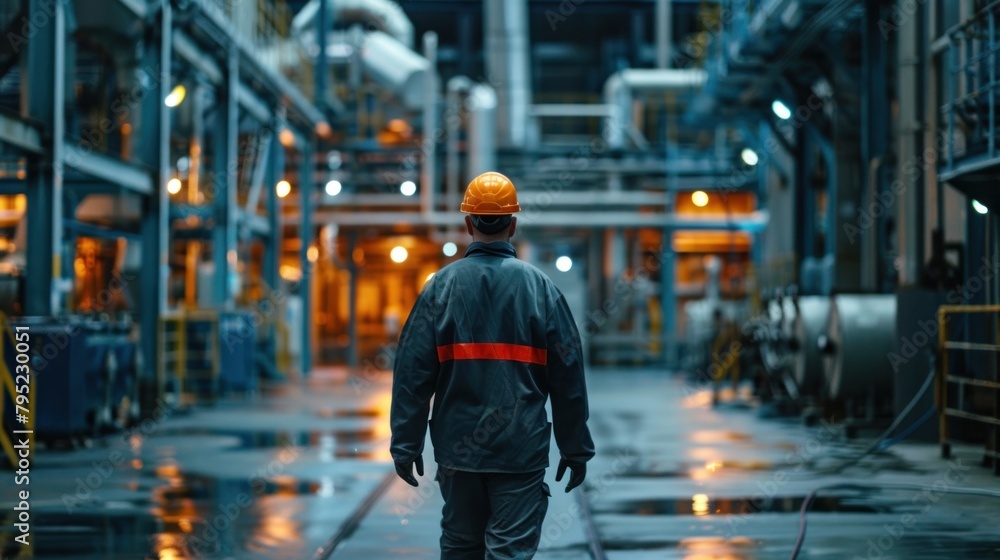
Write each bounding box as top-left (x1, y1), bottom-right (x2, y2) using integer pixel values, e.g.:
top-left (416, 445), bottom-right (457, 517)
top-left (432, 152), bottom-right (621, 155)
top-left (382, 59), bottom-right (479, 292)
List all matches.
top-left (2, 367), bottom-right (999, 559)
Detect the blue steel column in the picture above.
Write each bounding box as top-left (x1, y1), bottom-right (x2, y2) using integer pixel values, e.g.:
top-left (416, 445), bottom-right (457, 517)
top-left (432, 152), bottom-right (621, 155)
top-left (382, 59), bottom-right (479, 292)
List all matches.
top-left (139, 2), bottom-right (171, 401)
top-left (24, 0), bottom-right (68, 316)
top-left (315, 0), bottom-right (328, 108)
top-left (794, 123), bottom-right (814, 281)
top-left (299, 139), bottom-right (313, 376)
top-left (214, 50), bottom-right (239, 308)
top-left (660, 228), bottom-right (675, 367)
top-left (262, 131), bottom-right (281, 375)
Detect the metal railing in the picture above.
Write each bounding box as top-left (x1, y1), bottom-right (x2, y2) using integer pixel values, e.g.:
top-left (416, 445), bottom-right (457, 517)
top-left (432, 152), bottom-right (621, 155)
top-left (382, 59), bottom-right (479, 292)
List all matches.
top-left (158, 310), bottom-right (221, 403)
top-left (940, 1), bottom-right (1000, 175)
top-left (937, 305), bottom-right (1000, 475)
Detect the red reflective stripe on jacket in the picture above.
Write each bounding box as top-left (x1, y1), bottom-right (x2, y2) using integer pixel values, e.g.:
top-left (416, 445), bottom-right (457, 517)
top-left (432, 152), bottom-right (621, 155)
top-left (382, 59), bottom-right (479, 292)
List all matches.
top-left (437, 343), bottom-right (548, 365)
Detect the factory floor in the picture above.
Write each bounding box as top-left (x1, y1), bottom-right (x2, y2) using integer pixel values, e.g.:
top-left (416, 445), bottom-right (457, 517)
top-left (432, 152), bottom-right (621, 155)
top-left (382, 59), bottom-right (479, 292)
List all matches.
top-left (4, 368), bottom-right (1000, 559)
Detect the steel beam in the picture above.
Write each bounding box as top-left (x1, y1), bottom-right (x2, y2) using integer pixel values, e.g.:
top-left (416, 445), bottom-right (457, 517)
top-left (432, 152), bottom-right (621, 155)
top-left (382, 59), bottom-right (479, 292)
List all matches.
top-left (262, 131), bottom-right (280, 376)
top-left (213, 50), bottom-right (240, 308)
top-left (136, 2), bottom-right (171, 402)
top-left (63, 144), bottom-right (154, 195)
top-left (24, 0), bottom-right (68, 316)
top-left (299, 142), bottom-right (314, 376)
top-left (0, 113), bottom-right (42, 153)
top-left (298, 210), bottom-right (769, 230)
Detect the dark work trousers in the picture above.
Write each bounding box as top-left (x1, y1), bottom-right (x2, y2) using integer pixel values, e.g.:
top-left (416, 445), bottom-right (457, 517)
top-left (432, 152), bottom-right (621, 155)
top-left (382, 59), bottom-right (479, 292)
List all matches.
top-left (436, 468), bottom-right (550, 559)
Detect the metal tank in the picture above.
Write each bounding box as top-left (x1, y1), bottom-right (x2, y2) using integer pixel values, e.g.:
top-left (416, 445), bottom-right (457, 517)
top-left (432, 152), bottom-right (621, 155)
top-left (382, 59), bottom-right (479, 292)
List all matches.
top-left (821, 294), bottom-right (897, 401)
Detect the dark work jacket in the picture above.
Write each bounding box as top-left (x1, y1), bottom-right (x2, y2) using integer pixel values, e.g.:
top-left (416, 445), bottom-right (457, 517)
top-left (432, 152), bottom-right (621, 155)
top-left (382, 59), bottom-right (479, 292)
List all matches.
top-left (390, 241), bottom-right (595, 473)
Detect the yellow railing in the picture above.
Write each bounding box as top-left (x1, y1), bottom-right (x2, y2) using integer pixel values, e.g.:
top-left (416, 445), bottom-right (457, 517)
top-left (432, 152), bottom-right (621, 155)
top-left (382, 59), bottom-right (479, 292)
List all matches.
top-left (937, 305), bottom-right (1000, 475)
top-left (159, 310), bottom-right (221, 403)
top-left (0, 312), bottom-right (32, 470)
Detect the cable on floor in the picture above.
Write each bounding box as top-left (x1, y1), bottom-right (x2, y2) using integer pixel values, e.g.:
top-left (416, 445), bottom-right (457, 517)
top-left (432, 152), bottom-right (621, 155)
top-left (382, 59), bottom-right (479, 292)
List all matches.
top-left (789, 483), bottom-right (1000, 560)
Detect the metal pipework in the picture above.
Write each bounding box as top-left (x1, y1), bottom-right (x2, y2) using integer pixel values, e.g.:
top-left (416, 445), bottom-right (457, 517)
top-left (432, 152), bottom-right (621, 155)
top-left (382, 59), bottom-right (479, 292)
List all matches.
top-left (292, 0), bottom-right (414, 47)
top-left (420, 31), bottom-right (439, 216)
top-left (603, 69), bottom-right (707, 149)
top-left (822, 294), bottom-right (897, 401)
top-left (445, 77), bottom-right (499, 209)
top-left (360, 31), bottom-right (431, 111)
top-left (485, 0), bottom-right (531, 147)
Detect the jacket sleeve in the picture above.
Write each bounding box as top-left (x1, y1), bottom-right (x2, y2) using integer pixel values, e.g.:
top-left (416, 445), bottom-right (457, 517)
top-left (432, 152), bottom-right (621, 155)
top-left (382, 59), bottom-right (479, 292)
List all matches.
top-left (390, 283), bottom-right (440, 464)
top-left (546, 289), bottom-right (596, 464)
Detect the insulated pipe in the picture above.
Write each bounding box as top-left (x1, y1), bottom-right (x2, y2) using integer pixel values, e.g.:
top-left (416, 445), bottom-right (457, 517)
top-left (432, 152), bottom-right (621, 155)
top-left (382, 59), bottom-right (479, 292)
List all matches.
top-left (445, 77), bottom-right (472, 211)
top-left (485, 0), bottom-right (531, 147)
top-left (420, 32), bottom-right (439, 216)
top-left (656, 0), bottom-right (672, 68)
top-left (359, 31), bottom-right (431, 111)
top-left (292, 0), bottom-right (414, 47)
top-left (466, 84), bottom-right (498, 178)
top-left (604, 69), bottom-right (707, 148)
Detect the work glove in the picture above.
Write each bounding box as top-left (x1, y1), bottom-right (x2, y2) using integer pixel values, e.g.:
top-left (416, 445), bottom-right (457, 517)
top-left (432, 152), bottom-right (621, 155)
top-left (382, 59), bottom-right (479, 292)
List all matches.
top-left (394, 455), bottom-right (424, 487)
top-left (555, 458), bottom-right (586, 493)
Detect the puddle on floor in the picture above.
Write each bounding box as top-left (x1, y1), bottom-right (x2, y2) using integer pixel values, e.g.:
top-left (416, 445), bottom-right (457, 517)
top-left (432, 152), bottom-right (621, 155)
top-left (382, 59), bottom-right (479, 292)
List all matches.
top-left (592, 494), bottom-right (889, 516)
top-left (0, 466), bottom-right (361, 559)
top-left (152, 427), bottom-right (388, 458)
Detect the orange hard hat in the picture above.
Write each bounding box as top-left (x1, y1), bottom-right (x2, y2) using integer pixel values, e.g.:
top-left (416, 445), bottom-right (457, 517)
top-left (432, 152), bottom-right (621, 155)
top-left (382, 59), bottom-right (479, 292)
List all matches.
top-left (461, 172), bottom-right (521, 214)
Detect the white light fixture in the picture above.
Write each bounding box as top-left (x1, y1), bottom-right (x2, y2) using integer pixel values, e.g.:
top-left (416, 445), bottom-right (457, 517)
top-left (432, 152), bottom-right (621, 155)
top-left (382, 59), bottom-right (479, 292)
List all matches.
top-left (555, 256), bottom-right (573, 272)
top-left (166, 178), bottom-right (182, 195)
top-left (741, 148), bottom-right (759, 166)
top-left (326, 180), bottom-right (342, 196)
top-left (164, 84), bottom-right (186, 107)
top-left (973, 199), bottom-right (989, 215)
top-left (276, 180), bottom-right (291, 198)
top-left (390, 246), bottom-right (408, 263)
top-left (772, 100), bottom-right (792, 120)
top-left (442, 242), bottom-right (458, 257)
top-left (400, 180), bottom-right (417, 196)
top-left (691, 190), bottom-right (709, 207)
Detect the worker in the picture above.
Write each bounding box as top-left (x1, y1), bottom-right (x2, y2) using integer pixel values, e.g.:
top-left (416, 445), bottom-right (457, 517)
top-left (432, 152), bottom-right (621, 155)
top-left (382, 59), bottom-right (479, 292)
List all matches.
top-left (390, 171), bottom-right (595, 559)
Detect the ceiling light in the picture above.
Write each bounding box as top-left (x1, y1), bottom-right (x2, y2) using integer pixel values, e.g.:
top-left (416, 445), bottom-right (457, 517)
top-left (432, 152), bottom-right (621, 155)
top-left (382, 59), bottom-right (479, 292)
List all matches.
top-left (442, 242), bottom-right (458, 257)
top-left (164, 84), bottom-right (186, 107)
top-left (691, 190), bottom-right (709, 207)
top-left (276, 180), bottom-right (291, 198)
top-left (400, 181), bottom-right (417, 196)
top-left (772, 100), bottom-right (792, 120)
top-left (555, 256), bottom-right (572, 272)
top-left (973, 199), bottom-right (989, 215)
top-left (326, 180), bottom-right (342, 196)
top-left (741, 148), bottom-right (759, 166)
top-left (166, 178), bottom-right (182, 195)
top-left (390, 246), bottom-right (408, 263)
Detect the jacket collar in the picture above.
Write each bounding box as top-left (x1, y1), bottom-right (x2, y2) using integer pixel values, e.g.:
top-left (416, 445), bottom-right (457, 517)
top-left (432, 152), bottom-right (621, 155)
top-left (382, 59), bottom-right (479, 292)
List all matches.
top-left (465, 241), bottom-right (517, 259)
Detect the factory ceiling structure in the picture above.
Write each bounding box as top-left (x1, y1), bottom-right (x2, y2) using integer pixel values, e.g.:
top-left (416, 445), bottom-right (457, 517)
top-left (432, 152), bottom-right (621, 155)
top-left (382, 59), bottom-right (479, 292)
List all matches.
top-left (0, 0), bottom-right (999, 558)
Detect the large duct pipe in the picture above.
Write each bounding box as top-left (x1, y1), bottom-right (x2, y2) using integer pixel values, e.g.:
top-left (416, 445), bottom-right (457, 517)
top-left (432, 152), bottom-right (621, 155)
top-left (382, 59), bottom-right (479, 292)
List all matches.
top-left (292, 0), bottom-right (414, 47)
top-left (604, 69), bottom-right (707, 148)
top-left (467, 84), bottom-right (498, 177)
top-left (420, 32), bottom-right (439, 216)
top-left (485, 0), bottom-right (531, 147)
top-left (445, 77), bottom-right (498, 207)
top-left (655, 0), bottom-right (672, 68)
top-left (359, 31), bottom-right (430, 111)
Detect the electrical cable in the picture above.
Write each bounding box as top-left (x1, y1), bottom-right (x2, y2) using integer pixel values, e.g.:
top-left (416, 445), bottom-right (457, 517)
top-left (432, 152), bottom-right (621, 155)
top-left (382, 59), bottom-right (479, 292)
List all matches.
top-left (877, 408), bottom-right (935, 451)
top-left (807, 366), bottom-right (935, 474)
top-left (789, 483), bottom-right (1000, 560)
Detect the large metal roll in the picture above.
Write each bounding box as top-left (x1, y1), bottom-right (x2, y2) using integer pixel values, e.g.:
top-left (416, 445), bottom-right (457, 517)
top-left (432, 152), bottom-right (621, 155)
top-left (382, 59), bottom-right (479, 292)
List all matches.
top-left (791, 296), bottom-right (831, 397)
top-left (821, 294), bottom-right (897, 400)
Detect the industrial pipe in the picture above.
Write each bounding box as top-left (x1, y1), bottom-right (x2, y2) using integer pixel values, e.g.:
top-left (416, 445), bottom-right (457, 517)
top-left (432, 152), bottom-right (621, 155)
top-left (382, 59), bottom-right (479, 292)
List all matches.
top-left (604, 69), bottom-right (707, 149)
top-left (485, 0), bottom-right (531, 147)
top-left (292, 0), bottom-right (414, 47)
